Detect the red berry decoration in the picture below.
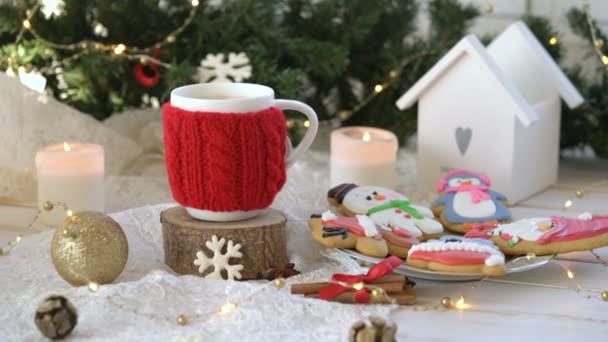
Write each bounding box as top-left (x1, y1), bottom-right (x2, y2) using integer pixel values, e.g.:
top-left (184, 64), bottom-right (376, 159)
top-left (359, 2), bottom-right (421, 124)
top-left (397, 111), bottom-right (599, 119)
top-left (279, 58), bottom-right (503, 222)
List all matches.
top-left (133, 63), bottom-right (160, 87)
top-left (133, 47), bottom-right (161, 88)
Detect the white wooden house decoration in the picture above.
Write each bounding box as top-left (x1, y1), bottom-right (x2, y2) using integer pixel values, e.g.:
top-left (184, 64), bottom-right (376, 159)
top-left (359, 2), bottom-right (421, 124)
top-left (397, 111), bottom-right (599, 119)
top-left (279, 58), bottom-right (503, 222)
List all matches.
top-left (395, 21), bottom-right (584, 203)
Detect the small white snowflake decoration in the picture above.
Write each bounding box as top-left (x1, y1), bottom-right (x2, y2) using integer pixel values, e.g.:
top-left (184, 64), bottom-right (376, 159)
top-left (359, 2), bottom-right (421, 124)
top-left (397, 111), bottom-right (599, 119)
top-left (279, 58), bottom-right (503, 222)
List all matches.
top-left (196, 52), bottom-right (252, 83)
top-left (40, 0), bottom-right (66, 19)
top-left (194, 235), bottom-right (244, 280)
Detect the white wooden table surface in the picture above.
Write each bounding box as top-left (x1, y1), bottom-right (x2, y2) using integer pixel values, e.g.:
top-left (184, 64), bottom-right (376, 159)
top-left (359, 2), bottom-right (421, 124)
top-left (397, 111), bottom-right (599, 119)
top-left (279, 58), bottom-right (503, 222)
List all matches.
top-left (0, 158), bottom-right (606, 341)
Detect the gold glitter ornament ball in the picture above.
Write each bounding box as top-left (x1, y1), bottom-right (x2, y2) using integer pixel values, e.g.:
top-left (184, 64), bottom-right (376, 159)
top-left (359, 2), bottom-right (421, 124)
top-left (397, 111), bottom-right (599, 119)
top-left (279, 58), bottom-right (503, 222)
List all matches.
top-left (51, 211), bottom-right (128, 286)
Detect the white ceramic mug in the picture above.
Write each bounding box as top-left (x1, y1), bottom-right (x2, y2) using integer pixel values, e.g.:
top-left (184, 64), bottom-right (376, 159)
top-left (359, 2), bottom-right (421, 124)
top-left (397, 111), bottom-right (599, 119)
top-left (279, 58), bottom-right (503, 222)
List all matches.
top-left (167, 83), bottom-right (318, 221)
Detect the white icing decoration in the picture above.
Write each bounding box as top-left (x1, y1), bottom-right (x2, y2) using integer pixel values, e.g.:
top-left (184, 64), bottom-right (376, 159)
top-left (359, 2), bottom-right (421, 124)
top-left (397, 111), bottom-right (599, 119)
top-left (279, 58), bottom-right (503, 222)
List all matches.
top-left (452, 192), bottom-right (496, 218)
top-left (578, 212), bottom-right (593, 220)
top-left (342, 186), bottom-right (407, 214)
top-left (193, 235), bottom-right (244, 280)
top-left (407, 238), bottom-right (504, 266)
top-left (321, 210), bottom-right (338, 221)
top-left (340, 185), bottom-right (442, 236)
top-left (485, 254), bottom-right (505, 266)
top-left (356, 215), bottom-right (379, 237)
top-left (491, 218), bottom-right (549, 242)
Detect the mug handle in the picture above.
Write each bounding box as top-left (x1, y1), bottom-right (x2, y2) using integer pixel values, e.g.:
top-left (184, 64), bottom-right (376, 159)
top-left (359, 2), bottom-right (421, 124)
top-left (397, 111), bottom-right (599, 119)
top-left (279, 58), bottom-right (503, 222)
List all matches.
top-left (274, 99), bottom-right (319, 168)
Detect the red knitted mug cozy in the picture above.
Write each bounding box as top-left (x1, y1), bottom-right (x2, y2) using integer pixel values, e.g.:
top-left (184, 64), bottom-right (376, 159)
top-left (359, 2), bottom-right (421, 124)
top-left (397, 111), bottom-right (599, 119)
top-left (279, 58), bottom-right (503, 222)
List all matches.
top-left (162, 103), bottom-right (287, 212)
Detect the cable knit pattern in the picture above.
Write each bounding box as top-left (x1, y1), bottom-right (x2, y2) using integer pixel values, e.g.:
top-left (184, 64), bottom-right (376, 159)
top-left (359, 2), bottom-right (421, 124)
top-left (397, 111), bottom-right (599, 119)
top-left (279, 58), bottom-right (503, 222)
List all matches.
top-left (162, 103), bottom-right (287, 212)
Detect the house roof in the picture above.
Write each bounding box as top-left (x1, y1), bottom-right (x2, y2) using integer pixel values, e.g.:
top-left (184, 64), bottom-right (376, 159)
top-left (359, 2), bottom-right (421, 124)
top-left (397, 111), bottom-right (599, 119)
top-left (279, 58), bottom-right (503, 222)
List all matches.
top-left (395, 34), bottom-right (539, 127)
top-left (487, 21), bottom-right (583, 109)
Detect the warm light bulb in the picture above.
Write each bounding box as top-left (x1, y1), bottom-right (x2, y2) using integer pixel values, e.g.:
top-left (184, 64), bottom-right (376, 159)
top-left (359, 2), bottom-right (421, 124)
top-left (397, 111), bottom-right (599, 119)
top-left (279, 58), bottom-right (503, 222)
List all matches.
top-left (113, 44), bottom-right (126, 55)
top-left (454, 296), bottom-right (468, 310)
top-left (373, 84), bottom-right (384, 93)
top-left (362, 131), bottom-right (371, 142)
top-left (88, 282), bottom-right (99, 292)
top-left (191, 0), bottom-right (200, 6)
top-left (220, 303), bottom-right (237, 315)
top-left (567, 270), bottom-right (575, 279)
top-left (602, 55), bottom-right (608, 65)
top-left (303, 120), bottom-right (310, 128)
top-left (353, 282), bottom-right (364, 290)
top-left (563, 200), bottom-right (573, 209)
top-left (63, 142), bottom-right (72, 152)
top-left (22, 19), bottom-right (31, 29)
top-left (66, 210), bottom-right (73, 217)
top-left (548, 37), bottom-right (557, 45)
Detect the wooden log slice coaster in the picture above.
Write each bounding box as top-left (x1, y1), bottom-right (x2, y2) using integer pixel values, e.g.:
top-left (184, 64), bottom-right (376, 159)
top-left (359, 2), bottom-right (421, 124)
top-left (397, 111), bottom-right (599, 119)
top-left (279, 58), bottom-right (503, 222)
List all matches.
top-left (161, 206), bottom-right (288, 280)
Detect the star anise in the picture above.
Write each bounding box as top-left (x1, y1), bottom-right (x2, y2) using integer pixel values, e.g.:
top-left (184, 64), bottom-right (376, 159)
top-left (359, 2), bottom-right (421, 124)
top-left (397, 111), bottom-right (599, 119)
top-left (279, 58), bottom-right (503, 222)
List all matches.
top-left (256, 263), bottom-right (301, 281)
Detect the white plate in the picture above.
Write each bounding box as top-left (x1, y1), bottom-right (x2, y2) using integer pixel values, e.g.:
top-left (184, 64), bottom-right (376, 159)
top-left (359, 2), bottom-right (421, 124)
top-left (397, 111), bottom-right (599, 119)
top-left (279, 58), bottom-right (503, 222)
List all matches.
top-left (336, 249), bottom-right (555, 281)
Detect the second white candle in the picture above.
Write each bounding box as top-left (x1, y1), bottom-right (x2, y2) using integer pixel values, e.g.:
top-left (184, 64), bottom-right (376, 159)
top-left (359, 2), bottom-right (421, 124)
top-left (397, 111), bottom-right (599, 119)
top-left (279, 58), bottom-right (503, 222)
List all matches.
top-left (330, 127), bottom-right (398, 189)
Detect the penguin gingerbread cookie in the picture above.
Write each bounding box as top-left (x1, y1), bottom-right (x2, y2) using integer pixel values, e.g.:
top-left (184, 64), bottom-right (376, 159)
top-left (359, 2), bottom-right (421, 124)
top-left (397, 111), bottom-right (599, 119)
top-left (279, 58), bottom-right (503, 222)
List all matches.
top-left (308, 211), bottom-right (419, 258)
top-left (406, 235), bottom-right (506, 276)
top-left (465, 213), bottom-right (608, 256)
top-left (432, 169), bottom-right (511, 234)
top-left (328, 184), bottom-right (443, 241)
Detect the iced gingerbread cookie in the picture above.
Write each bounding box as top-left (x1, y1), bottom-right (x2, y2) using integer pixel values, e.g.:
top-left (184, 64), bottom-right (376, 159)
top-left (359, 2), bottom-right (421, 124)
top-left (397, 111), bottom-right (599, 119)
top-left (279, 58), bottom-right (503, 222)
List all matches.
top-left (328, 184), bottom-right (443, 240)
top-left (465, 213), bottom-right (608, 256)
top-left (308, 211), bottom-right (389, 258)
top-left (406, 235), bottom-right (506, 276)
top-left (432, 169), bottom-right (511, 234)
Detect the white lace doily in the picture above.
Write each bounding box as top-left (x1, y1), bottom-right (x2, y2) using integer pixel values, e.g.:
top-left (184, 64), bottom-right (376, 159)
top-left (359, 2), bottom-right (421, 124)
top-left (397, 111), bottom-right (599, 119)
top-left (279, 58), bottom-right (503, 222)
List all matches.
top-left (0, 147), bottom-right (421, 342)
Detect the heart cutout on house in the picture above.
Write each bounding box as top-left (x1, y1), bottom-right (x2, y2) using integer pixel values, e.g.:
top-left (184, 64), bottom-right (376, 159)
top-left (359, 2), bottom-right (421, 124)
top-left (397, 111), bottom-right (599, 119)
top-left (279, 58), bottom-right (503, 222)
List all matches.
top-left (455, 127), bottom-right (472, 155)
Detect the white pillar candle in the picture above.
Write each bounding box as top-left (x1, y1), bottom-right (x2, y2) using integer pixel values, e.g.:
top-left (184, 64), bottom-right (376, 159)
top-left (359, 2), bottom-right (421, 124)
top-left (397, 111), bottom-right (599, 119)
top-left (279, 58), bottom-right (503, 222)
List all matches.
top-left (330, 127), bottom-right (398, 189)
top-left (36, 143), bottom-right (104, 226)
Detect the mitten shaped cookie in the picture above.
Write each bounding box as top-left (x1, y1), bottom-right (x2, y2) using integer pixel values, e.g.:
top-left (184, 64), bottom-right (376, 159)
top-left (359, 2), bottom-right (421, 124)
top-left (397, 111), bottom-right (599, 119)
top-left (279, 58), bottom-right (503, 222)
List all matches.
top-left (406, 235), bottom-right (506, 276)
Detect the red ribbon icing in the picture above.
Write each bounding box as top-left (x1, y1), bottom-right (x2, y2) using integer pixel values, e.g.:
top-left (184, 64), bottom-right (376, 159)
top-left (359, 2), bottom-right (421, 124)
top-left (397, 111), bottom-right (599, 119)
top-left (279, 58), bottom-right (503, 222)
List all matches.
top-left (409, 250), bottom-right (490, 265)
top-left (322, 217), bottom-right (366, 236)
top-left (319, 256), bottom-right (403, 303)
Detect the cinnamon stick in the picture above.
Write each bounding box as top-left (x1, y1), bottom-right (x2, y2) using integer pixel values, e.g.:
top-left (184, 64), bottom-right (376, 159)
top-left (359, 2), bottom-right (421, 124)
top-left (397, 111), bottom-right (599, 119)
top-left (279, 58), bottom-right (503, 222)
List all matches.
top-left (291, 280), bottom-right (404, 295)
top-left (290, 275), bottom-right (407, 295)
top-left (305, 288), bottom-right (416, 305)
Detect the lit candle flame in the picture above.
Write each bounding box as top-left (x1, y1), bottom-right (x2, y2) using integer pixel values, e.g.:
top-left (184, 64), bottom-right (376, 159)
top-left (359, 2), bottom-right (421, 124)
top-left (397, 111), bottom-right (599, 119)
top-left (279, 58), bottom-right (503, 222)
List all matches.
top-left (454, 296), bottom-right (469, 310)
top-left (362, 131), bottom-right (371, 142)
top-left (63, 142), bottom-right (72, 152)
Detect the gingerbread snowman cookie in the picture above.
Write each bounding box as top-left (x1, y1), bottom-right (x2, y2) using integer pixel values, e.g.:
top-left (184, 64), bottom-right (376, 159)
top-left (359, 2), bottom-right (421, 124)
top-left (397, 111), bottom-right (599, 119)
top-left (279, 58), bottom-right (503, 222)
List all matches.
top-left (432, 169), bottom-right (511, 233)
top-left (328, 184), bottom-right (443, 241)
top-left (465, 213), bottom-right (608, 256)
top-left (308, 211), bottom-right (419, 258)
top-left (406, 235), bottom-right (506, 276)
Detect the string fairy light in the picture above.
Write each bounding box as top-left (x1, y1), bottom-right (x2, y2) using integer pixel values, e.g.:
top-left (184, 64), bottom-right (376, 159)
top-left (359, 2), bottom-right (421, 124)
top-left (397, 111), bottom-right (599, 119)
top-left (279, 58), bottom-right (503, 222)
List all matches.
top-left (561, 179), bottom-right (608, 211)
top-left (549, 36), bottom-right (558, 45)
top-left (103, 275), bottom-right (295, 326)
top-left (581, 0), bottom-right (608, 69)
top-left (286, 48), bottom-right (439, 129)
top-left (405, 253), bottom-right (608, 314)
top-left (3, 0), bottom-right (200, 84)
top-left (0, 200), bottom-right (69, 257)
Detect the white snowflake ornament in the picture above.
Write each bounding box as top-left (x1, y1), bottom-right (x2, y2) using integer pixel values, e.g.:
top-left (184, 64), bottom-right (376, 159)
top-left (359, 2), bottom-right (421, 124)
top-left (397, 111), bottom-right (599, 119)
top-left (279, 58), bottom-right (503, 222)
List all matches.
top-left (40, 0), bottom-right (66, 19)
top-left (196, 52), bottom-right (252, 83)
top-left (194, 235), bottom-right (244, 280)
